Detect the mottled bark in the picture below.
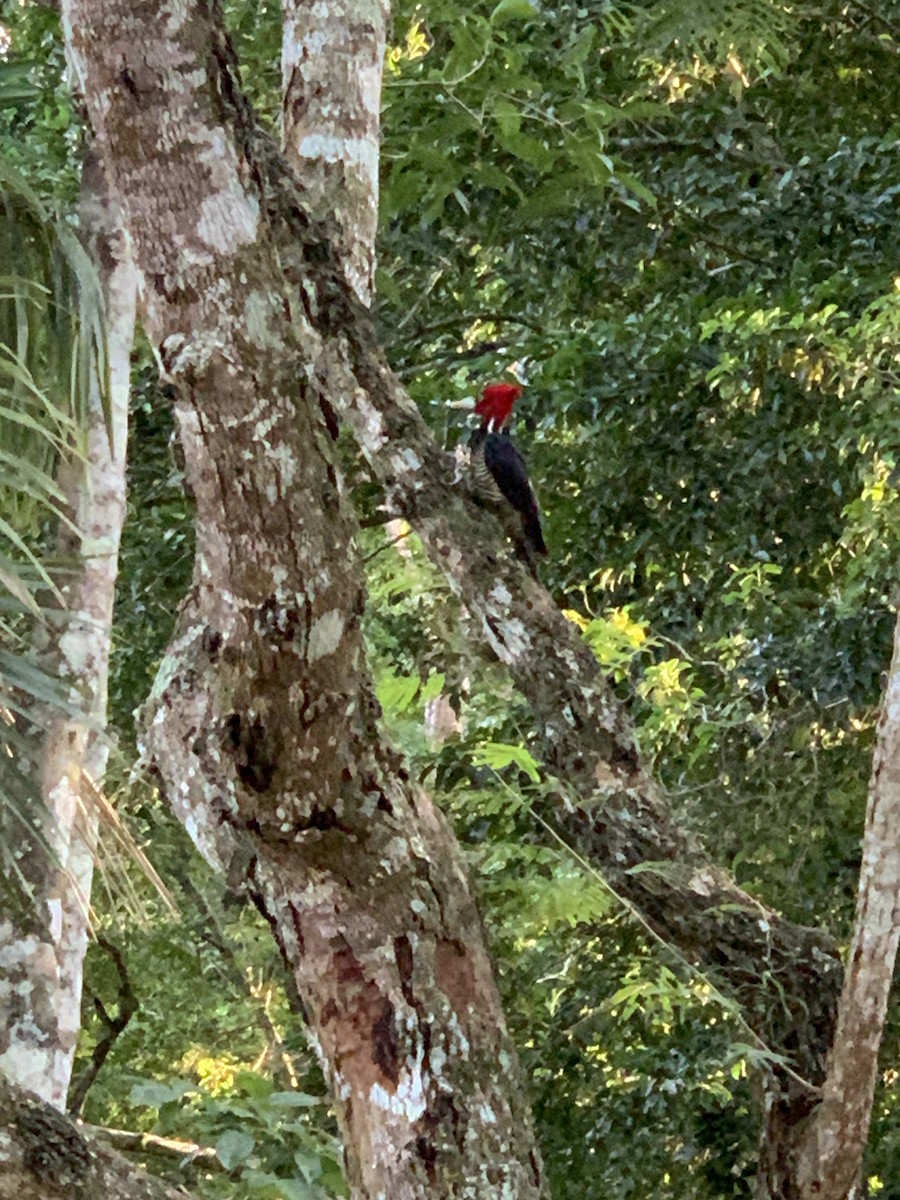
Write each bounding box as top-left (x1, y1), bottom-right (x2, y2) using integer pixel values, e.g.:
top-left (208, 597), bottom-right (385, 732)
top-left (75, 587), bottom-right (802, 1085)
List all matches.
top-left (0, 1075), bottom-right (193, 1200)
top-left (281, 0), bottom-right (386, 305)
top-left (60, 2), bottom-right (541, 1197)
top-left (0, 153), bottom-right (135, 1109)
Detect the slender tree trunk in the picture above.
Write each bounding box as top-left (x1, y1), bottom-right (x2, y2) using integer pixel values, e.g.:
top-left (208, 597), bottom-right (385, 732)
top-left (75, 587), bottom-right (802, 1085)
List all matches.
top-left (0, 151), bottom-right (135, 1109)
top-left (61, 2), bottom-right (542, 1196)
top-left (765, 607), bottom-right (900, 1200)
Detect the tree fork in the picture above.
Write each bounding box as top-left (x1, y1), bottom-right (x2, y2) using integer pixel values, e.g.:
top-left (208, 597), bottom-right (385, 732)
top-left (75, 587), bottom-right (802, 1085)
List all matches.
top-left (61, 1), bottom-right (542, 1196)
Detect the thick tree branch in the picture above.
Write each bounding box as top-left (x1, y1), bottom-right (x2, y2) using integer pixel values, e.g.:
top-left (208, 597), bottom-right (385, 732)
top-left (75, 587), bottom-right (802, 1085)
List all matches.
top-left (275, 8), bottom-right (862, 1195)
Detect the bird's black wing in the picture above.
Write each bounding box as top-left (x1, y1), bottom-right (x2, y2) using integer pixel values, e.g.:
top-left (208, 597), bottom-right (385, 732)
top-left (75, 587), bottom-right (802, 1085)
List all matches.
top-left (482, 432), bottom-right (538, 515)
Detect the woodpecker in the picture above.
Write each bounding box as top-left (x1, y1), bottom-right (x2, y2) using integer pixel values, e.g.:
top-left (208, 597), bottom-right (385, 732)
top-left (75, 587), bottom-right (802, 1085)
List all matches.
top-left (465, 382), bottom-right (547, 561)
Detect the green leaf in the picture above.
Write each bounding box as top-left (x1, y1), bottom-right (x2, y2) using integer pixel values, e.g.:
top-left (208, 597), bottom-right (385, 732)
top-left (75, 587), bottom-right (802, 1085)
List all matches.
top-left (0, 648), bottom-right (79, 712)
top-left (376, 670), bottom-right (420, 716)
top-left (495, 129), bottom-right (555, 169)
top-left (614, 170), bottom-right (657, 209)
top-left (472, 161), bottom-right (518, 196)
top-left (443, 22), bottom-right (488, 79)
top-left (490, 0), bottom-right (538, 23)
top-left (492, 98), bottom-right (522, 138)
top-left (293, 1147), bottom-right (324, 1182)
top-left (268, 1091), bottom-right (323, 1108)
top-left (215, 1128), bottom-right (256, 1170)
top-left (129, 1078), bottom-right (195, 1107)
top-left (561, 25), bottom-right (596, 73)
top-left (234, 1070), bottom-right (274, 1099)
top-left (473, 741), bottom-right (541, 782)
top-left (420, 671), bottom-right (446, 703)
top-left (516, 174), bottom-right (584, 219)
top-left (277, 1179), bottom-right (318, 1200)
top-left (0, 555), bottom-right (40, 615)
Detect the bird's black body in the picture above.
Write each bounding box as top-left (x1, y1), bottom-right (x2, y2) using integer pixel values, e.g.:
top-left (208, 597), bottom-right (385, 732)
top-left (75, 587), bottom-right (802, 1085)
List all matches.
top-left (470, 427), bottom-right (547, 558)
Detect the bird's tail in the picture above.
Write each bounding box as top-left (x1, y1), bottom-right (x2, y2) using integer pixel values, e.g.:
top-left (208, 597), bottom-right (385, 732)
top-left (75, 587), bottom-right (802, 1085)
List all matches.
top-left (521, 508), bottom-right (548, 556)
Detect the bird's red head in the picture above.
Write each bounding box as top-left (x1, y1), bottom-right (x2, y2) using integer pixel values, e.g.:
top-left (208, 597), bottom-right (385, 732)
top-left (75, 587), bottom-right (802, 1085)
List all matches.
top-left (474, 382), bottom-right (524, 427)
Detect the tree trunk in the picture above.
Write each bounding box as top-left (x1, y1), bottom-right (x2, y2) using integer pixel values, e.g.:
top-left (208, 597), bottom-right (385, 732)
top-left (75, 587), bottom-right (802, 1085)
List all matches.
top-left (60, 2), bottom-right (542, 1196)
top-left (774, 606), bottom-right (900, 1200)
top-left (0, 150), bottom-right (135, 1110)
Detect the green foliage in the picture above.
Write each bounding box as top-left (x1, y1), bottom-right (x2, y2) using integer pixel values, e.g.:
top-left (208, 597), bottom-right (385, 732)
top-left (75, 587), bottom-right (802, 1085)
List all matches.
top-left (108, 364), bottom-right (193, 738)
top-left (637, 0), bottom-right (794, 75)
top-left (0, 163), bottom-right (102, 577)
top-left (0, 6), bottom-right (81, 202)
top-left (472, 739), bottom-right (541, 782)
top-left (361, 535), bottom-right (759, 1196)
top-left (124, 1073), bottom-right (345, 1199)
top-left (76, 828), bottom-right (345, 1198)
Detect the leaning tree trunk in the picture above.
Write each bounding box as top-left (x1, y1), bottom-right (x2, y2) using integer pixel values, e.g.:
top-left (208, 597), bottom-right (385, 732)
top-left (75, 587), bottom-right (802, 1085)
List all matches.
top-left (0, 151), bottom-right (135, 1110)
top-left (278, 0), bottom-right (842, 1110)
top-left (61, 2), bottom-right (542, 1197)
top-left (283, 0), bottom-right (900, 1190)
top-left (330, 233), bottom-right (847, 1194)
top-left (277, 0), bottom-right (844, 1182)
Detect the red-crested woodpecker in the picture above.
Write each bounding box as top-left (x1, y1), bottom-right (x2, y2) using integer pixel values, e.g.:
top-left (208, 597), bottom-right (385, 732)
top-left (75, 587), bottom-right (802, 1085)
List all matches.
top-left (465, 382), bottom-right (547, 560)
